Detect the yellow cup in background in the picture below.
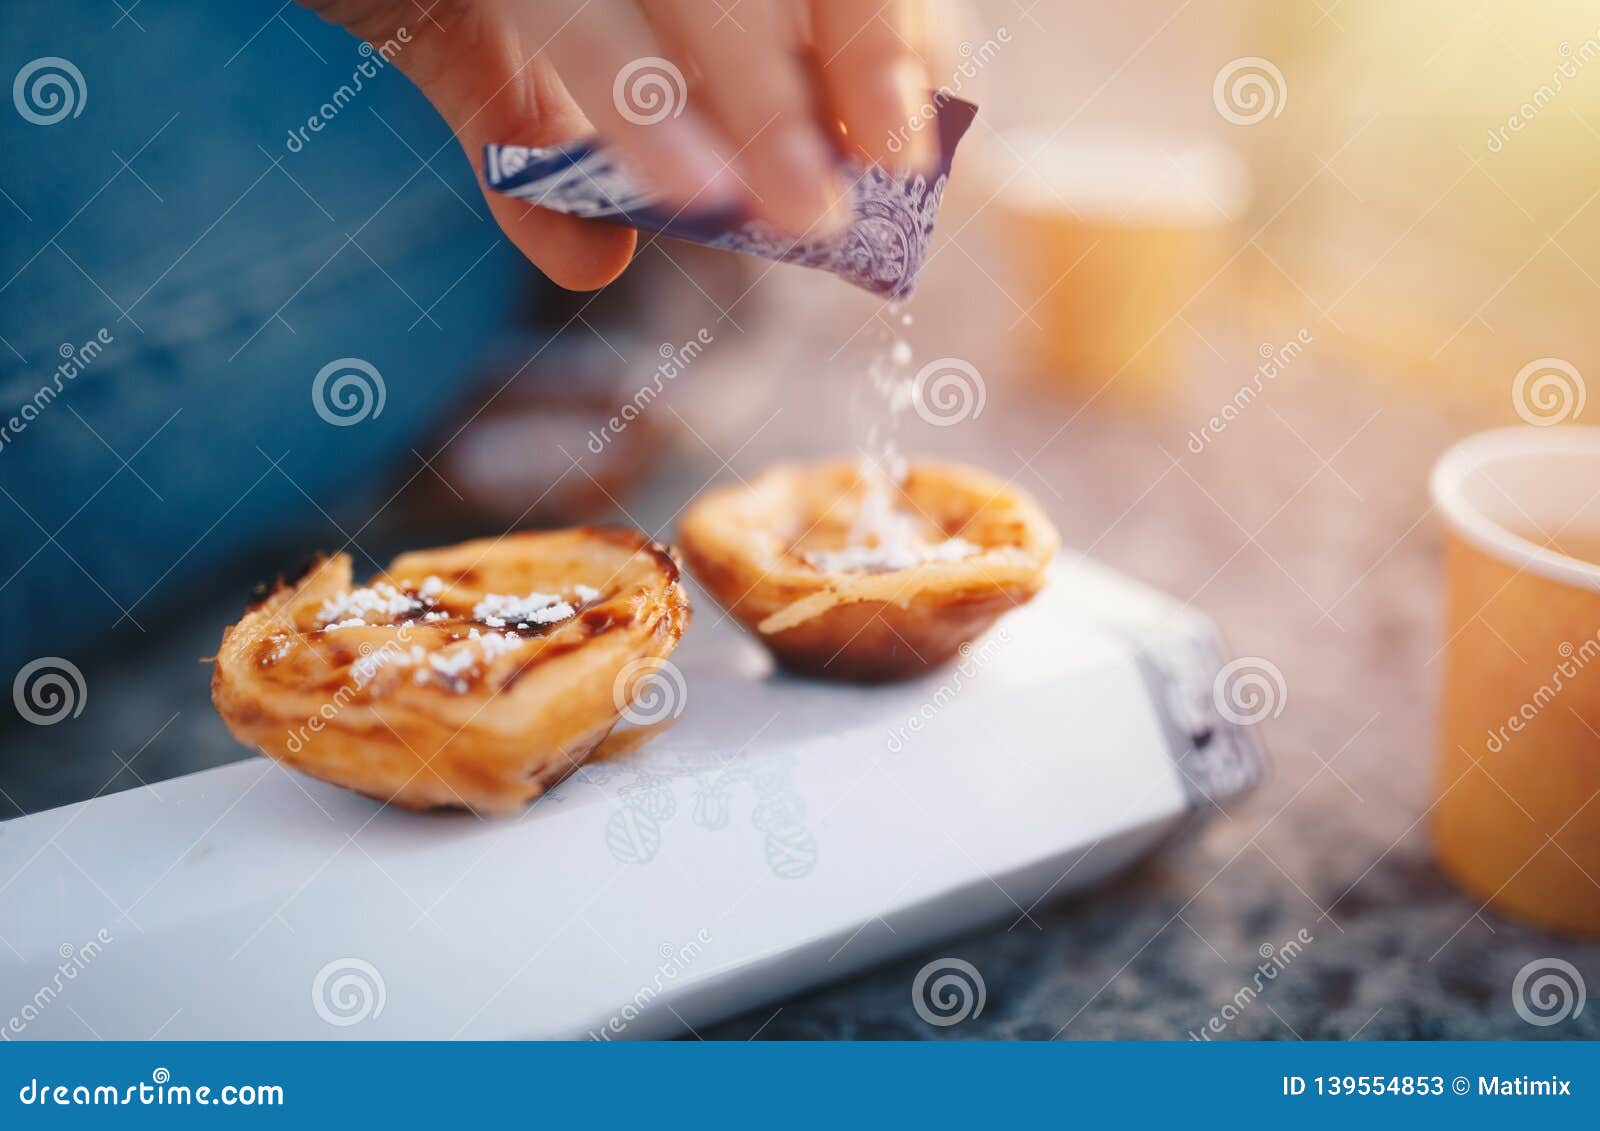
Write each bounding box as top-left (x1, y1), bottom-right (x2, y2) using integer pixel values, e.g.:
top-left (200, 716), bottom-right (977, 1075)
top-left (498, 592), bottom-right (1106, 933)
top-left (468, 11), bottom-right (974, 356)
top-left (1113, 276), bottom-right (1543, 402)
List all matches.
top-left (1431, 427), bottom-right (1600, 937)
top-left (988, 129), bottom-right (1248, 407)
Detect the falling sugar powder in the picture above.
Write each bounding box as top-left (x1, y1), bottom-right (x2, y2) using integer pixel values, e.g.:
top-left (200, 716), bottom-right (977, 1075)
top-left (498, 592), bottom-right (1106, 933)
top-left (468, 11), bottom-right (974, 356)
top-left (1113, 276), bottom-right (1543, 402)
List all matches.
top-left (805, 535), bottom-right (978, 574)
top-left (811, 304), bottom-right (982, 575)
top-left (806, 472), bottom-right (979, 574)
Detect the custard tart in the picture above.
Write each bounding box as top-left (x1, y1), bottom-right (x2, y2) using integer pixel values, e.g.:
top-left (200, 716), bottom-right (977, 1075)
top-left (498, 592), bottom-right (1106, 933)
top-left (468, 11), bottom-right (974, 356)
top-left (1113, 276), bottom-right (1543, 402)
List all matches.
top-left (211, 528), bottom-right (689, 814)
top-left (678, 459), bottom-right (1057, 682)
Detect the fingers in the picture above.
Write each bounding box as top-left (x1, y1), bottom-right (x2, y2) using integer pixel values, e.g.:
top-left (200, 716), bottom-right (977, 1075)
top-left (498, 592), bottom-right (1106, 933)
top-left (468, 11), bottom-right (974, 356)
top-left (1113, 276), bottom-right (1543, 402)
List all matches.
top-left (644, 0), bottom-right (850, 238)
top-left (361, 8), bottom-right (636, 290)
top-left (484, 190), bottom-right (638, 292)
top-left (525, 0), bottom-right (744, 215)
top-left (306, 0), bottom-right (940, 278)
top-left (454, 64), bottom-right (639, 291)
top-left (809, 0), bottom-right (934, 171)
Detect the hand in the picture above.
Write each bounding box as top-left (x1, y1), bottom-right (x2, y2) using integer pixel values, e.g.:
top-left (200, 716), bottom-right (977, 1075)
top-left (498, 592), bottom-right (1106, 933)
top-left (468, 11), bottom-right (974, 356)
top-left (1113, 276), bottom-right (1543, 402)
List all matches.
top-left (303, 1), bottom-right (937, 290)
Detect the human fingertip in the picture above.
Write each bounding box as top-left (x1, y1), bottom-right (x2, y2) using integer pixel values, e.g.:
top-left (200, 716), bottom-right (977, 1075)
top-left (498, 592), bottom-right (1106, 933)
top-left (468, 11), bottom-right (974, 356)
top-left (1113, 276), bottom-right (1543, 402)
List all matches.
top-left (749, 123), bottom-right (851, 238)
top-left (837, 60), bottom-right (935, 172)
top-left (652, 120), bottom-right (745, 211)
top-left (889, 59), bottom-right (937, 172)
top-left (490, 197), bottom-right (637, 291)
top-left (542, 228), bottom-right (637, 291)
top-left (614, 116), bottom-right (744, 215)
top-left (817, 174), bottom-right (854, 239)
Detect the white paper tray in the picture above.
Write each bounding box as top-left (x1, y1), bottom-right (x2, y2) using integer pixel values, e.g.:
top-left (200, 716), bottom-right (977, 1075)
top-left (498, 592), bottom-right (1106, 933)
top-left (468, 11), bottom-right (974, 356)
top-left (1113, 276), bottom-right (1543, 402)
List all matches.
top-left (0, 555), bottom-right (1264, 1040)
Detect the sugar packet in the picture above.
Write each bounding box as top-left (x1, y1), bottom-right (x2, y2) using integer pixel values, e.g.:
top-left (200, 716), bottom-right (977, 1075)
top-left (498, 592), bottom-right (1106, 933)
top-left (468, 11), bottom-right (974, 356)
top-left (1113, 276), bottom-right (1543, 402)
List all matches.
top-left (483, 97), bottom-right (975, 300)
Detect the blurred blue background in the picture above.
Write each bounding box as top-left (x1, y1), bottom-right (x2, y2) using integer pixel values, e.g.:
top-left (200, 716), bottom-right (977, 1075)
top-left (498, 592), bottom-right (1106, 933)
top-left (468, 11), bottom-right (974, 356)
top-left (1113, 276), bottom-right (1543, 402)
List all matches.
top-left (0, 2), bottom-right (525, 675)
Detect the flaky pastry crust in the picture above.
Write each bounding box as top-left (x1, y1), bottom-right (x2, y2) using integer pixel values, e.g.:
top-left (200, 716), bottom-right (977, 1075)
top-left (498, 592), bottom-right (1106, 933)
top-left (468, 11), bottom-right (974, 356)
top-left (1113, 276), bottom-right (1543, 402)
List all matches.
top-left (211, 528), bottom-right (689, 814)
top-left (678, 459), bottom-right (1058, 682)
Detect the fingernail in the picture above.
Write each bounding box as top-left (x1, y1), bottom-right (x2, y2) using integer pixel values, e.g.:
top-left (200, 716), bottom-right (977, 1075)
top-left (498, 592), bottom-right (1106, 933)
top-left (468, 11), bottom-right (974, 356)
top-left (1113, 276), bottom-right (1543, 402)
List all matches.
top-left (762, 124), bottom-right (851, 238)
top-left (640, 119), bottom-right (743, 211)
top-left (892, 60), bottom-right (937, 173)
top-left (818, 176), bottom-right (854, 238)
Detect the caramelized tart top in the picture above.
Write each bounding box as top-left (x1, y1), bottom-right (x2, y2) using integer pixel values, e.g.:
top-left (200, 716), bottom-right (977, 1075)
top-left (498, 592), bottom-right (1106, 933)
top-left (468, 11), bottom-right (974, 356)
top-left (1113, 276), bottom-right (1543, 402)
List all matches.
top-left (679, 459), bottom-right (1058, 633)
top-left (217, 527), bottom-right (687, 733)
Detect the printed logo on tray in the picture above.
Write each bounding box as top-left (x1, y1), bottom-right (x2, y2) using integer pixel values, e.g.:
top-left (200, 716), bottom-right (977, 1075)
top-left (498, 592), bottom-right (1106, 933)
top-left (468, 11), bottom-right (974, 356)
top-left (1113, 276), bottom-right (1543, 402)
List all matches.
top-left (581, 748), bottom-right (818, 880)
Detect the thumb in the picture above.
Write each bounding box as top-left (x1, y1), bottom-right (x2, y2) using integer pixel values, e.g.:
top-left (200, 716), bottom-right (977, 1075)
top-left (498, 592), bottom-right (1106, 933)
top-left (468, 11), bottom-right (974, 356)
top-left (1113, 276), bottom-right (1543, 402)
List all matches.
top-left (368, 15), bottom-right (637, 291)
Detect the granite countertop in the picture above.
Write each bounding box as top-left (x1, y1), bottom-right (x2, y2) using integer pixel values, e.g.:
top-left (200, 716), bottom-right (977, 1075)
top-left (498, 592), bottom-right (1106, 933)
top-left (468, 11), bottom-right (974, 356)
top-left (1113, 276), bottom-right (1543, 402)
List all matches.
top-left (695, 308), bottom-right (1600, 1040)
top-left (3, 288), bottom-right (1597, 1041)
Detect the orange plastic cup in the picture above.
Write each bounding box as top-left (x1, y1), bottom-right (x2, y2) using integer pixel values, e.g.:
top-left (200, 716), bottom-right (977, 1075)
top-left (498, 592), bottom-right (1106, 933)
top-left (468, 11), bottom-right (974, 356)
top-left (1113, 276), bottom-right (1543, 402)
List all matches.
top-left (1431, 427), bottom-right (1600, 936)
top-left (989, 128), bottom-right (1248, 406)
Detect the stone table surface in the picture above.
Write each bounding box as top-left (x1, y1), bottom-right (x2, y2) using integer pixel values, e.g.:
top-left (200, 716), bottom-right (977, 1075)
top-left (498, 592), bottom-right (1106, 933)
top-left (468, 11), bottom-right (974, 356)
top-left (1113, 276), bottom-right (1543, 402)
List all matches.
top-left (682, 279), bottom-right (1600, 1041)
top-left (3, 261), bottom-right (1597, 1042)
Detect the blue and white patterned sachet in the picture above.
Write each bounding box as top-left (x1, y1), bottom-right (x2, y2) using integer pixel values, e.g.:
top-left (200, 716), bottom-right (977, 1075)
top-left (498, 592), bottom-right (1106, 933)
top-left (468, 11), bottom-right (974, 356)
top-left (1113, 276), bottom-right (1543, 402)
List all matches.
top-left (483, 98), bottom-right (976, 300)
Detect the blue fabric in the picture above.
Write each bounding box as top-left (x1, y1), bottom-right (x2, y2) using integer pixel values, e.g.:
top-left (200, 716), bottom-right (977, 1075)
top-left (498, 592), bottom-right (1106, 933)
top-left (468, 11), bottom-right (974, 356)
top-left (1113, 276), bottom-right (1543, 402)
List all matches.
top-left (0, 2), bottom-right (525, 673)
